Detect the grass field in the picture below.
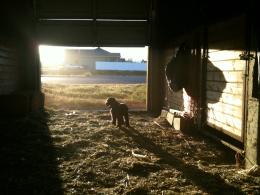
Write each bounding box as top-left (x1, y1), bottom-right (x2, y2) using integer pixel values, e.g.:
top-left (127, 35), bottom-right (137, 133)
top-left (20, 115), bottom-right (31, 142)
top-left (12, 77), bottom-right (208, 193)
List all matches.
top-left (42, 83), bottom-right (147, 110)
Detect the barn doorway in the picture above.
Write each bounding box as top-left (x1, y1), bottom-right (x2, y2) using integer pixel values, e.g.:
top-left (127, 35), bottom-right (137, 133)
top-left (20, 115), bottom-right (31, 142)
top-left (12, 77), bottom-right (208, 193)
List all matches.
top-left (39, 45), bottom-right (148, 111)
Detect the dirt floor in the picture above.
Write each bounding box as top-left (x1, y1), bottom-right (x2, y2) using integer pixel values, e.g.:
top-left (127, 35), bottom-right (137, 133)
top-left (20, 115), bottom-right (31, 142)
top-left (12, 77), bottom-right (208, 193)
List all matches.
top-left (1, 110), bottom-right (260, 195)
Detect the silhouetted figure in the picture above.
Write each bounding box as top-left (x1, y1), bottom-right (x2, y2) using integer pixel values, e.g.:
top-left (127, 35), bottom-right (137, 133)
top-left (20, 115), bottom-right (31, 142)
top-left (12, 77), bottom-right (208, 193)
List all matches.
top-left (165, 44), bottom-right (226, 103)
top-left (165, 44), bottom-right (192, 93)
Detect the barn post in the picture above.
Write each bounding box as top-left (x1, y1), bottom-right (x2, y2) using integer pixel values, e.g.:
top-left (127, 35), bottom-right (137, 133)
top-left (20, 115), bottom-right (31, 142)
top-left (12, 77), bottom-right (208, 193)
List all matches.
top-left (197, 25), bottom-right (208, 131)
top-left (147, 0), bottom-right (164, 115)
top-left (19, 0), bottom-right (44, 112)
top-left (244, 10), bottom-right (260, 168)
top-left (0, 0), bottom-right (43, 115)
top-left (147, 47), bottom-right (164, 115)
top-left (14, 0), bottom-right (44, 113)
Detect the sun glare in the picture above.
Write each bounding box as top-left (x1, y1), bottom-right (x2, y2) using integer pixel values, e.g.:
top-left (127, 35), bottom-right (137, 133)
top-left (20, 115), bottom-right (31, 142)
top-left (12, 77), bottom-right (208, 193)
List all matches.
top-left (39, 45), bottom-right (65, 67)
top-left (39, 45), bottom-right (148, 68)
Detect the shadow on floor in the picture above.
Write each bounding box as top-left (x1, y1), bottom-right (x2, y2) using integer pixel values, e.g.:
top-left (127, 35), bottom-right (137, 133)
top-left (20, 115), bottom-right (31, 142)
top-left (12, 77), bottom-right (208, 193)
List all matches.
top-left (120, 126), bottom-right (244, 195)
top-left (0, 111), bottom-right (63, 195)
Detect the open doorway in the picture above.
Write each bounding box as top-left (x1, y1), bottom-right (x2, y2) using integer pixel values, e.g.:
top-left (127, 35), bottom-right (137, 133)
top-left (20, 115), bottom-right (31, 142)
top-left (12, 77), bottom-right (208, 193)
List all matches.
top-left (39, 45), bottom-right (148, 111)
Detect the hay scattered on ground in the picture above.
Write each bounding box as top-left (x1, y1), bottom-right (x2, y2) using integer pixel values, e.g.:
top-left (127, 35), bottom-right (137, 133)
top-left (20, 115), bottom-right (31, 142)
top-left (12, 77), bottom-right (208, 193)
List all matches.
top-left (1, 110), bottom-right (259, 194)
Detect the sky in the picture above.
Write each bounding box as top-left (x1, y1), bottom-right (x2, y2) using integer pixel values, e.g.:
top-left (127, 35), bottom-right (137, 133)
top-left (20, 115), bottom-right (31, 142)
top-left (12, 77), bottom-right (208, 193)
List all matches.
top-left (39, 45), bottom-right (148, 67)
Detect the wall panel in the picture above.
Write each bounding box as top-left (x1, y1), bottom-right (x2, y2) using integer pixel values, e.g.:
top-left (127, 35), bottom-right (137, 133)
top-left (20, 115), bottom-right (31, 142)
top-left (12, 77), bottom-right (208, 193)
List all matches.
top-left (206, 49), bottom-right (245, 140)
top-left (35, 0), bottom-right (150, 46)
top-left (0, 43), bottom-right (19, 95)
top-left (36, 0), bottom-right (93, 19)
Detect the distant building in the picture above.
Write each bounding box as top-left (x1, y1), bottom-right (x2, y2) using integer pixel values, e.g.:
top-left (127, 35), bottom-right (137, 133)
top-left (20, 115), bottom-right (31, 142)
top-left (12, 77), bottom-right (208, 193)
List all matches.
top-left (64, 48), bottom-right (121, 71)
top-left (96, 61), bottom-right (147, 71)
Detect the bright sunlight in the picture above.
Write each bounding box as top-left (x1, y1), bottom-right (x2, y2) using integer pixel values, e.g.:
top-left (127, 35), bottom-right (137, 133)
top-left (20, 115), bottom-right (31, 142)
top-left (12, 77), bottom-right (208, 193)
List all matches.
top-left (39, 45), bottom-right (148, 67)
top-left (39, 45), bottom-right (65, 67)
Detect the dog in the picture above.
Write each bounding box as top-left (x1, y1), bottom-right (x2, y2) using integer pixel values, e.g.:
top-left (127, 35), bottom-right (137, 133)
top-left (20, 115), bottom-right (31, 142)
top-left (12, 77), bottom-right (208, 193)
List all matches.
top-left (105, 97), bottom-right (130, 127)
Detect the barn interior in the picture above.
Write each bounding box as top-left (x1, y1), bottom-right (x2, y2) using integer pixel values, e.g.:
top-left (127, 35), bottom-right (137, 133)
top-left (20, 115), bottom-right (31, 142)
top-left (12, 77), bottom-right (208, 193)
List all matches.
top-left (0, 0), bottom-right (259, 194)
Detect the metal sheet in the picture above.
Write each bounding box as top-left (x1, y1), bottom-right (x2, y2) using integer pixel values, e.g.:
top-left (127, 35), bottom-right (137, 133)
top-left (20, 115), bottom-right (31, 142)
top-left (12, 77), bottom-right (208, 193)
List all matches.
top-left (37, 20), bottom-right (94, 46)
top-left (96, 21), bottom-right (148, 46)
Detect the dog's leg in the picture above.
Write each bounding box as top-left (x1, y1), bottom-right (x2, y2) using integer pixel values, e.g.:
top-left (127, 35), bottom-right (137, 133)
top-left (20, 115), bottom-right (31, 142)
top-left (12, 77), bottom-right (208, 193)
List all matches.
top-left (117, 114), bottom-right (124, 127)
top-left (124, 113), bottom-right (130, 127)
top-left (110, 109), bottom-right (116, 125)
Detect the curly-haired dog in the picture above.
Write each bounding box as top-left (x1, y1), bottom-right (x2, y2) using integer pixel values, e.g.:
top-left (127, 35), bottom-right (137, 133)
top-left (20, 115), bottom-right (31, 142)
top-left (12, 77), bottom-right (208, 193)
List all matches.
top-left (105, 97), bottom-right (130, 127)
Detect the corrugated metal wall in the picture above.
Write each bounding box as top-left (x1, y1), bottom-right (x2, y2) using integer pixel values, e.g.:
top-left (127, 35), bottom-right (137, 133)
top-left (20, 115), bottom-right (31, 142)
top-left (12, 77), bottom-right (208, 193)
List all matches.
top-left (35, 0), bottom-right (150, 46)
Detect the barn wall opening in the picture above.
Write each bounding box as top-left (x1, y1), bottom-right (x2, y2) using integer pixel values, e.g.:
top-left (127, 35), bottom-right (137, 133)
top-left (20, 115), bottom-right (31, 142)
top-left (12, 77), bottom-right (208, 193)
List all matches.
top-left (39, 45), bottom-right (148, 111)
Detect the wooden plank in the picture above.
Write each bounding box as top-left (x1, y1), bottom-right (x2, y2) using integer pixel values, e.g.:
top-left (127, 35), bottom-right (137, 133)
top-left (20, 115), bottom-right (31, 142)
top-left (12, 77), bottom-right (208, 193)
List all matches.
top-left (0, 84), bottom-right (17, 91)
top-left (0, 72), bottom-right (16, 80)
top-left (207, 118), bottom-right (242, 138)
top-left (173, 117), bottom-right (181, 131)
top-left (0, 66), bottom-right (16, 73)
top-left (160, 109), bottom-right (168, 118)
top-left (207, 109), bottom-right (242, 130)
top-left (206, 91), bottom-right (242, 106)
top-left (166, 112), bottom-right (174, 126)
top-left (207, 60), bottom-right (245, 71)
top-left (0, 45), bottom-right (13, 52)
top-left (208, 50), bottom-right (242, 61)
top-left (0, 79), bottom-right (16, 85)
top-left (206, 81), bottom-right (243, 95)
top-left (0, 50), bottom-right (15, 58)
top-left (207, 102), bottom-right (242, 118)
top-left (0, 58), bottom-right (17, 66)
top-left (207, 71), bottom-right (243, 82)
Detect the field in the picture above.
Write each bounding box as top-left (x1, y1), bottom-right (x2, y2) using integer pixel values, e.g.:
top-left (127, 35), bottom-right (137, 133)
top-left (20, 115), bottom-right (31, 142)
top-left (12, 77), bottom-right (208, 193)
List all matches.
top-left (42, 83), bottom-right (147, 110)
top-left (1, 110), bottom-right (259, 194)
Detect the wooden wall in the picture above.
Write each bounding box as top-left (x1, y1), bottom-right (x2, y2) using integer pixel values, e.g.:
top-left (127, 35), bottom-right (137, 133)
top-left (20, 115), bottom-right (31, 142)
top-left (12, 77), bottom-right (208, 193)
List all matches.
top-left (160, 15), bottom-right (247, 142)
top-left (0, 41), bottom-right (20, 95)
top-left (206, 49), bottom-right (245, 141)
